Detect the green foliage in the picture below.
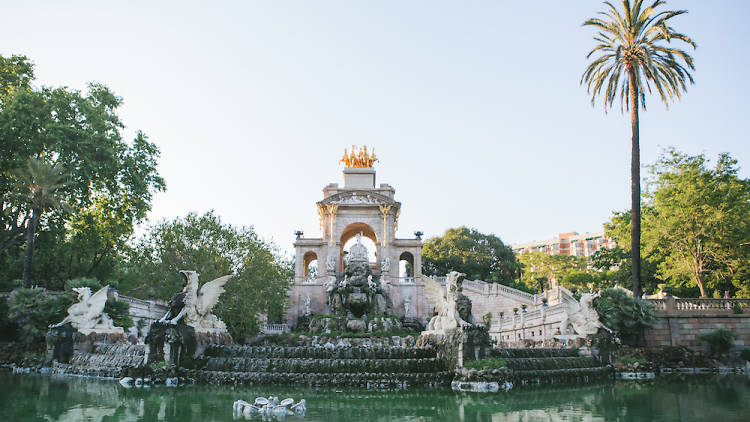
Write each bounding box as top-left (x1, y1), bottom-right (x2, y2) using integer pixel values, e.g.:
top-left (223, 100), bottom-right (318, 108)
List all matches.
top-left (463, 357), bottom-right (506, 370)
top-left (606, 150), bottom-right (750, 298)
top-left (562, 271), bottom-right (601, 291)
top-left (120, 211), bottom-right (292, 341)
top-left (149, 361), bottom-right (169, 371)
top-left (0, 296), bottom-right (16, 341)
top-left (592, 288), bottom-right (657, 346)
top-left (0, 54), bottom-right (165, 287)
top-left (518, 252), bottom-right (590, 292)
top-left (645, 150), bottom-right (750, 298)
top-left (104, 298), bottom-right (133, 329)
top-left (6, 288), bottom-right (72, 343)
top-left (699, 329), bottom-right (738, 356)
top-left (422, 227), bottom-right (521, 284)
top-left (581, 0), bottom-right (696, 113)
top-left (618, 355), bottom-right (648, 365)
top-left (482, 312), bottom-right (492, 329)
top-left (740, 349), bottom-right (750, 362)
top-left (66, 277), bottom-right (102, 291)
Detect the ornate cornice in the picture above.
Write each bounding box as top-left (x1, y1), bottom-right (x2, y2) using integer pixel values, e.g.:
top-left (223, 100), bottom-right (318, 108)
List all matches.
top-left (318, 191), bottom-right (400, 208)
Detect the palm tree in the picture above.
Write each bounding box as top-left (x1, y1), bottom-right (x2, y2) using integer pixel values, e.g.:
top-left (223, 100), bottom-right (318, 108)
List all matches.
top-left (15, 158), bottom-right (70, 287)
top-left (581, 0), bottom-right (695, 297)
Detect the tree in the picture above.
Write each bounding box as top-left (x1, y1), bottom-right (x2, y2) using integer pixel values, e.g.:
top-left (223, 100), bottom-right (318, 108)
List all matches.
top-left (645, 150), bottom-right (750, 297)
top-left (517, 252), bottom-right (589, 291)
top-left (582, 0), bottom-right (696, 297)
top-left (603, 210), bottom-right (667, 296)
top-left (121, 211), bottom-right (292, 340)
top-left (0, 54), bottom-right (165, 286)
top-left (13, 158), bottom-right (70, 287)
top-left (421, 227), bottom-right (521, 284)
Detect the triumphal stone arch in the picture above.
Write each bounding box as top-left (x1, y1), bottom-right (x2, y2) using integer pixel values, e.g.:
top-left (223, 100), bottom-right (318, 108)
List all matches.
top-left (287, 147), bottom-right (423, 327)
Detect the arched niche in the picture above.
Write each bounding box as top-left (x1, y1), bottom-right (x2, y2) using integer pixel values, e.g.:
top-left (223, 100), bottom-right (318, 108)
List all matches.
top-left (339, 222), bottom-right (378, 271)
top-left (302, 251), bottom-right (318, 280)
top-left (399, 251), bottom-right (415, 277)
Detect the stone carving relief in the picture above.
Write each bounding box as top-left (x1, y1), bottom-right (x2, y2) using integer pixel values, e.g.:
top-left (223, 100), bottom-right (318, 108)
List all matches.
top-left (302, 295), bottom-right (312, 317)
top-left (380, 256), bottom-right (391, 273)
top-left (326, 255), bottom-right (336, 273)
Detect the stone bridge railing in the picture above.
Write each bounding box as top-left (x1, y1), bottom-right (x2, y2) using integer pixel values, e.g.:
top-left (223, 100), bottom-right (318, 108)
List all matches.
top-left (647, 297), bottom-right (750, 315)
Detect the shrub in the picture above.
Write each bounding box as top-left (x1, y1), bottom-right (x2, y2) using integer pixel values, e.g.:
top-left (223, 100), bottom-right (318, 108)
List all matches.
top-left (7, 288), bottom-right (72, 343)
top-left (592, 288), bottom-right (657, 346)
top-left (0, 296), bottom-right (17, 341)
top-left (482, 312), bottom-right (492, 329)
top-left (66, 277), bottom-right (102, 291)
top-left (464, 357), bottom-right (506, 370)
top-left (104, 298), bottom-right (133, 329)
top-left (699, 329), bottom-right (737, 356)
top-left (619, 355), bottom-right (648, 365)
top-left (740, 349), bottom-right (750, 362)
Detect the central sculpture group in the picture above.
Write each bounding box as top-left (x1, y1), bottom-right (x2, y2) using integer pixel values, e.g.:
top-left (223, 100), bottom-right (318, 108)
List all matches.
top-left (328, 233), bottom-right (393, 318)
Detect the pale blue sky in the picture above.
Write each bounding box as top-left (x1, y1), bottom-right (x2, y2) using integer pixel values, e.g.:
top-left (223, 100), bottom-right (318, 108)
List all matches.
top-left (3, 1), bottom-right (749, 255)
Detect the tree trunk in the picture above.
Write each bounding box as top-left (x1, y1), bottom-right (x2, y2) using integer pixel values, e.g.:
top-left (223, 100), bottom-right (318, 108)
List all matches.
top-left (22, 208), bottom-right (41, 288)
top-left (628, 67), bottom-right (642, 298)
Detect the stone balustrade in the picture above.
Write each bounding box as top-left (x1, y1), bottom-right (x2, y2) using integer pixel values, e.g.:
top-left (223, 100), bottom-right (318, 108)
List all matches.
top-left (647, 296), bottom-right (750, 315)
top-left (261, 323), bottom-right (290, 334)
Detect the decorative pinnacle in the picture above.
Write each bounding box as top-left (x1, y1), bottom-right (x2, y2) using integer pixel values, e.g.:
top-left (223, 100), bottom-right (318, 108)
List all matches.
top-left (340, 145), bottom-right (378, 168)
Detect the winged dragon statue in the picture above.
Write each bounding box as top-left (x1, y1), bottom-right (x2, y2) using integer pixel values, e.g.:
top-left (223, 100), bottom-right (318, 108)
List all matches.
top-left (558, 291), bottom-right (612, 338)
top-left (159, 270), bottom-right (231, 330)
top-left (420, 271), bottom-right (473, 335)
top-left (51, 286), bottom-right (122, 334)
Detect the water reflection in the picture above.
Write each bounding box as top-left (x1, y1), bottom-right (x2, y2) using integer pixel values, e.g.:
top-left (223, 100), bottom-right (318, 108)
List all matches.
top-left (1, 372), bottom-right (749, 422)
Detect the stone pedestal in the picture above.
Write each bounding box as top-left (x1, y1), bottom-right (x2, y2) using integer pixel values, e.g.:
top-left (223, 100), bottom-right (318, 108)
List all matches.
top-left (145, 322), bottom-right (232, 368)
top-left (46, 324), bottom-right (127, 363)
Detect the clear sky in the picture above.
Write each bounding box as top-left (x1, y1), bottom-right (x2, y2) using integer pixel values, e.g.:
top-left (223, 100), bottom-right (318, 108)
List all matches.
top-left (3, 1), bottom-right (749, 256)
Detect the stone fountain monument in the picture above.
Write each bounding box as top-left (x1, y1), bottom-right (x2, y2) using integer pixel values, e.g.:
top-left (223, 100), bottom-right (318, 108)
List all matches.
top-left (146, 270), bottom-right (233, 366)
top-left (288, 146), bottom-right (425, 332)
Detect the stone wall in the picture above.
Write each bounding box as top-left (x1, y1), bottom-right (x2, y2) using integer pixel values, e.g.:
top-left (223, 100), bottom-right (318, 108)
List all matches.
top-left (644, 297), bottom-right (750, 350)
top-left (645, 315), bottom-right (750, 349)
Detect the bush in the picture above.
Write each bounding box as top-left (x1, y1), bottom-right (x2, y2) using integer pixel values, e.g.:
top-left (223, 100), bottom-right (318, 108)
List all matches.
top-left (699, 329), bottom-right (737, 356)
top-left (592, 288), bottom-right (657, 346)
top-left (66, 277), bottom-right (102, 291)
top-left (740, 349), bottom-right (750, 362)
top-left (619, 355), bottom-right (648, 365)
top-left (104, 298), bottom-right (133, 329)
top-left (0, 279), bottom-right (21, 292)
top-left (0, 296), bottom-right (17, 341)
top-left (7, 288), bottom-right (72, 343)
top-left (464, 357), bottom-right (507, 370)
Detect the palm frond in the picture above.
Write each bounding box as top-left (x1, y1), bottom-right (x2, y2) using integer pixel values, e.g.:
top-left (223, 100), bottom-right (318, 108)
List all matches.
top-left (581, 0), bottom-right (696, 114)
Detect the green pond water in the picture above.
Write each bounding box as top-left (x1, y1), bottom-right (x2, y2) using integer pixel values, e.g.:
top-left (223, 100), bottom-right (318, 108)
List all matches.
top-left (2, 372), bottom-right (750, 421)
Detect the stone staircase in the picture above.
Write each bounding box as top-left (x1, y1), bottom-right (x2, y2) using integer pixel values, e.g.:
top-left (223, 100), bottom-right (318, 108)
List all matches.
top-left (51, 344), bottom-right (146, 378)
top-left (492, 348), bottom-right (612, 385)
top-left (188, 345), bottom-right (452, 388)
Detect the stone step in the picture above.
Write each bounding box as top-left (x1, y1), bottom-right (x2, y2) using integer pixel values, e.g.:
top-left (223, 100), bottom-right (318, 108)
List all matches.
top-left (182, 369), bottom-right (454, 387)
top-left (489, 348), bottom-right (580, 358)
top-left (205, 345), bottom-right (437, 360)
top-left (504, 356), bottom-right (601, 370)
top-left (512, 366), bottom-right (613, 384)
top-left (203, 357), bottom-right (446, 373)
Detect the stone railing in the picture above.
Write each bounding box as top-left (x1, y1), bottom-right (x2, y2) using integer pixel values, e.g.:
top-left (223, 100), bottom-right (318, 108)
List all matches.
top-left (491, 303), bottom-right (568, 343)
top-left (261, 323), bottom-right (290, 334)
top-left (647, 297), bottom-right (750, 315)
